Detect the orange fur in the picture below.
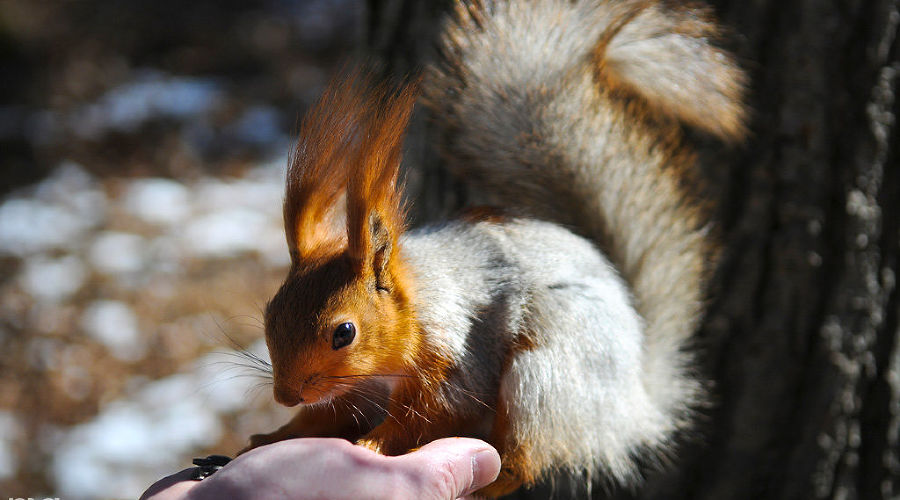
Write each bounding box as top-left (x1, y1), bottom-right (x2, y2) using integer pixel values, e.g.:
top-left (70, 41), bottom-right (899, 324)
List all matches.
top-left (285, 74), bottom-right (360, 261)
top-left (479, 396), bottom-right (532, 497)
top-left (345, 79), bottom-right (416, 272)
top-left (262, 69), bottom-right (427, 424)
top-left (258, 71), bottom-right (524, 495)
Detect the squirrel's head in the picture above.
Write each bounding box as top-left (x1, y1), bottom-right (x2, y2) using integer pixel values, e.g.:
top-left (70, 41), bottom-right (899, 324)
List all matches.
top-left (264, 70), bottom-right (419, 407)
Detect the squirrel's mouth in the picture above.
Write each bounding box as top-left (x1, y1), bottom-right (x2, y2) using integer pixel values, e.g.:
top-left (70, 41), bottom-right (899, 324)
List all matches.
top-left (298, 387), bottom-right (338, 407)
top-left (273, 378), bottom-right (344, 407)
top-left (273, 373), bottom-right (394, 408)
top-left (272, 383), bottom-right (303, 407)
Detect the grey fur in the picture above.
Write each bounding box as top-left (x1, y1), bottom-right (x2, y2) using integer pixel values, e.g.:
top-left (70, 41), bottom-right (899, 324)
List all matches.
top-left (403, 219), bottom-right (666, 482)
top-left (415, 0), bottom-right (746, 484)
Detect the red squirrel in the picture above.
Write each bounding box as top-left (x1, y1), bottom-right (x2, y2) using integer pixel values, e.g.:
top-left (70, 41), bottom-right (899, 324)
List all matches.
top-left (242, 0), bottom-right (746, 496)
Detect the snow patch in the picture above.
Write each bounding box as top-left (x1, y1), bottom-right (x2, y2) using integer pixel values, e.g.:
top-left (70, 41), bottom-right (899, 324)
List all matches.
top-left (0, 200), bottom-right (92, 256)
top-left (183, 208), bottom-right (269, 258)
top-left (89, 231), bottom-right (146, 274)
top-left (72, 72), bottom-right (223, 140)
top-left (0, 411), bottom-right (20, 480)
top-left (51, 344), bottom-right (268, 499)
top-left (52, 395), bottom-right (221, 499)
top-left (80, 301), bottom-right (145, 361)
top-left (34, 162), bottom-right (96, 202)
top-left (124, 178), bottom-right (190, 226)
top-left (0, 163), bottom-right (105, 256)
top-left (19, 255), bottom-right (88, 302)
top-left (193, 176), bottom-right (283, 214)
top-left (182, 170), bottom-right (289, 263)
top-left (229, 106), bottom-right (286, 147)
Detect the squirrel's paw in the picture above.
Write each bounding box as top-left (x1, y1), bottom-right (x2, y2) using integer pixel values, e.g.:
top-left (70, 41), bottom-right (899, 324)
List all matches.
top-left (475, 468), bottom-right (524, 498)
top-left (237, 432), bottom-right (286, 456)
top-left (355, 438), bottom-right (383, 454)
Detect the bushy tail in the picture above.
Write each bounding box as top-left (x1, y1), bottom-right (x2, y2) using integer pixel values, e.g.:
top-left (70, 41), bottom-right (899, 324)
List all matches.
top-left (426, 0), bottom-right (745, 433)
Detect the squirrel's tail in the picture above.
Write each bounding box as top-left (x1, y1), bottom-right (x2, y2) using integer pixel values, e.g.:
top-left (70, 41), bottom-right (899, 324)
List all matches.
top-left (426, 0), bottom-right (745, 437)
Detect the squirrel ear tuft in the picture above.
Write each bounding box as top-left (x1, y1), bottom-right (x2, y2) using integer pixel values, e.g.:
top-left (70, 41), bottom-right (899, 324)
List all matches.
top-left (596, 4), bottom-right (747, 141)
top-left (345, 73), bottom-right (417, 281)
top-left (284, 73), bottom-right (368, 262)
top-left (368, 211), bottom-right (393, 290)
top-left (283, 69), bottom-right (417, 265)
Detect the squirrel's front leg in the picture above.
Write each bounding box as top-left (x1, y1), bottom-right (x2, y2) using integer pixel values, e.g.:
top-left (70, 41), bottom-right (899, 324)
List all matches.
top-left (355, 403), bottom-right (437, 456)
top-left (475, 397), bottom-right (532, 498)
top-left (240, 393), bottom-right (380, 455)
top-left (354, 385), bottom-right (426, 454)
top-left (356, 400), bottom-right (483, 456)
top-left (355, 416), bottom-right (408, 455)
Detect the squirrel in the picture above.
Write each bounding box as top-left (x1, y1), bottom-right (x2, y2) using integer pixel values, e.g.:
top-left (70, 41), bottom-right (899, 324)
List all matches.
top-left (242, 0), bottom-right (746, 497)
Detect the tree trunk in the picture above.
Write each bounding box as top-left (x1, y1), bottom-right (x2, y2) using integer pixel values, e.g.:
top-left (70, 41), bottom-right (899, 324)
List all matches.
top-left (365, 1), bottom-right (900, 499)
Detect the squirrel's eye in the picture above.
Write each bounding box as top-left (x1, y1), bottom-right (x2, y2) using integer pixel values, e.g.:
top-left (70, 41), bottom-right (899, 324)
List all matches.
top-left (332, 322), bottom-right (356, 350)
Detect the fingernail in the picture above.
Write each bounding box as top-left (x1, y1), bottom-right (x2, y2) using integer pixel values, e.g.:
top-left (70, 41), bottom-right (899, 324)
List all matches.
top-left (466, 448), bottom-right (501, 495)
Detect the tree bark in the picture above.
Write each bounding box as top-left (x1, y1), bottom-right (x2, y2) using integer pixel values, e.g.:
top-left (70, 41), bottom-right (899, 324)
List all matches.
top-left (365, 0), bottom-right (900, 499)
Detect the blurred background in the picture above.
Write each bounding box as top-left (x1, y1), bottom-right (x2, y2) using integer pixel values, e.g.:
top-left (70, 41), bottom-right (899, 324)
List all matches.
top-left (0, 1), bottom-right (366, 497)
top-left (2, 1), bottom-right (899, 499)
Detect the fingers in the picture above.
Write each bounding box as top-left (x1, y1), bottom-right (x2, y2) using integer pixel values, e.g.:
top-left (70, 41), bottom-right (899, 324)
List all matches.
top-left (139, 468), bottom-right (199, 500)
top-left (193, 438), bottom-right (371, 500)
top-left (388, 438), bottom-right (501, 500)
top-left (182, 437), bottom-right (501, 500)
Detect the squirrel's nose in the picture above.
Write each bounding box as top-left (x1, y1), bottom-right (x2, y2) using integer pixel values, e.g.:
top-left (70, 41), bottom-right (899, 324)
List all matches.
top-left (273, 383), bottom-right (303, 407)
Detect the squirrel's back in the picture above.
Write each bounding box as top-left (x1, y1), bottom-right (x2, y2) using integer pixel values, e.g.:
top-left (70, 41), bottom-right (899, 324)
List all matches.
top-left (426, 0), bottom-right (745, 452)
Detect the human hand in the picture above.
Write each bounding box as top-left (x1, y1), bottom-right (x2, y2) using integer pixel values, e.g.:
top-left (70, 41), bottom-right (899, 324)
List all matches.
top-left (140, 437), bottom-right (501, 500)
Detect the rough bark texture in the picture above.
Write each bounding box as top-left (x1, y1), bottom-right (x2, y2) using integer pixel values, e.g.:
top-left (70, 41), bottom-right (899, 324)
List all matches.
top-left (365, 0), bottom-right (900, 499)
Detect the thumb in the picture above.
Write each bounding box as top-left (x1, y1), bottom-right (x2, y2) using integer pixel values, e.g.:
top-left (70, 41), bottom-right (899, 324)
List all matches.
top-left (390, 438), bottom-right (501, 499)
